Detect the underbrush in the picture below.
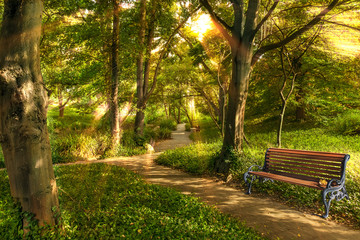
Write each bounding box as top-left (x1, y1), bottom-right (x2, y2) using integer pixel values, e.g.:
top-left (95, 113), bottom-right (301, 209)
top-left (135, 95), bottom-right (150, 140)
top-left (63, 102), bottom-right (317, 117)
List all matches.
top-left (0, 164), bottom-right (264, 240)
top-left (156, 141), bottom-right (222, 174)
top-left (156, 118), bottom-right (360, 227)
top-left (189, 116), bottom-right (221, 142)
top-left (47, 107), bottom-right (179, 164)
top-left (327, 110), bottom-right (360, 136)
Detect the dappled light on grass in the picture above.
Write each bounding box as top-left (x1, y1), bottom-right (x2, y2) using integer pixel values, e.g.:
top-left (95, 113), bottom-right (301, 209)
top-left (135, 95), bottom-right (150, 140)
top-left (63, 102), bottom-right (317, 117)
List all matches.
top-left (0, 164), bottom-right (264, 239)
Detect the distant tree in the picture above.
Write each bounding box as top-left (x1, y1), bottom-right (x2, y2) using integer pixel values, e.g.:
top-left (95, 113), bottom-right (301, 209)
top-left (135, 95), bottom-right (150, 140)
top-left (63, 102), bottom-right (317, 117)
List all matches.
top-left (0, 0), bottom-right (59, 229)
top-left (134, 0), bottom-right (200, 135)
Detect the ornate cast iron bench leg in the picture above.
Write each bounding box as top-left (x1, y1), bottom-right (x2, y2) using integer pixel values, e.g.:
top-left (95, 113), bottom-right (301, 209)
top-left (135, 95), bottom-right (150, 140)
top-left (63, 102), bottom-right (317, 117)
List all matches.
top-left (244, 172), bottom-right (255, 194)
top-left (322, 179), bottom-right (349, 218)
top-left (244, 165), bottom-right (273, 195)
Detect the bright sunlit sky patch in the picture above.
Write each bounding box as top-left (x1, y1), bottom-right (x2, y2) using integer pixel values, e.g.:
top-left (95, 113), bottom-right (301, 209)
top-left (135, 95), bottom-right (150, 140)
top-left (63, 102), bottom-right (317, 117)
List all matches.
top-left (190, 14), bottom-right (214, 41)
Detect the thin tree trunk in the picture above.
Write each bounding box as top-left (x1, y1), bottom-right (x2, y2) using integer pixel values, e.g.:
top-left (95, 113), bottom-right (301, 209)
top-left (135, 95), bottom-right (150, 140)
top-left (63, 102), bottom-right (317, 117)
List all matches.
top-left (58, 88), bottom-right (65, 118)
top-left (110, 0), bottom-right (120, 148)
top-left (277, 48), bottom-right (296, 147)
top-left (0, 0), bottom-right (59, 228)
top-left (134, 0), bottom-right (147, 135)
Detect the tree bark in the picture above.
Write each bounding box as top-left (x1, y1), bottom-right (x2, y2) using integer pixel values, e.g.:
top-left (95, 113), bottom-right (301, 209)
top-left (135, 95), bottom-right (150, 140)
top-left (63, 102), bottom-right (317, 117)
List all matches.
top-left (134, 0), bottom-right (147, 135)
top-left (110, 0), bottom-right (121, 148)
top-left (0, 0), bottom-right (59, 227)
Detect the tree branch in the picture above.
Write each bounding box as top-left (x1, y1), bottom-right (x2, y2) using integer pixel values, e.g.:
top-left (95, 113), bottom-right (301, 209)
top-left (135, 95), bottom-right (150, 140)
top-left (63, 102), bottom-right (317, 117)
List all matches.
top-left (243, 0), bottom-right (260, 41)
top-left (144, 5), bottom-right (201, 102)
top-left (252, 0), bottom-right (340, 66)
top-left (323, 19), bottom-right (360, 31)
top-left (252, 0), bottom-right (279, 40)
top-left (199, 0), bottom-right (233, 42)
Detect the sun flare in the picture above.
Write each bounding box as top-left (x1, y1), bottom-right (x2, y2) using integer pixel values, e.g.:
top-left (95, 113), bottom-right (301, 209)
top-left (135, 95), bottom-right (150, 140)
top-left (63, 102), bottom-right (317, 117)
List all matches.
top-left (190, 14), bottom-right (214, 41)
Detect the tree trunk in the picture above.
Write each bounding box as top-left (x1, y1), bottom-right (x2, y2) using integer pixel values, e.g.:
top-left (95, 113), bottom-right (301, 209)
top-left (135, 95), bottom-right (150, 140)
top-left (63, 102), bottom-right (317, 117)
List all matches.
top-left (0, 0), bottom-right (59, 227)
top-left (134, 0), bottom-right (147, 135)
top-left (110, 0), bottom-right (120, 148)
top-left (216, 49), bottom-right (252, 173)
top-left (58, 88), bottom-right (65, 118)
top-left (218, 81), bottom-right (227, 135)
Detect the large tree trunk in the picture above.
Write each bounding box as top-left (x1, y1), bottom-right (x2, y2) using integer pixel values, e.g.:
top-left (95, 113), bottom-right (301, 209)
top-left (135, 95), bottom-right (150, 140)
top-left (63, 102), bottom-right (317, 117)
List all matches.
top-left (110, 0), bottom-right (120, 148)
top-left (0, 0), bottom-right (59, 227)
top-left (215, 48), bottom-right (252, 173)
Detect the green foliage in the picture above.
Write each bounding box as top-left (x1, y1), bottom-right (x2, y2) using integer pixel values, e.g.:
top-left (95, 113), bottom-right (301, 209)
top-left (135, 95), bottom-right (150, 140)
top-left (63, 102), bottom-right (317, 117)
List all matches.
top-left (51, 133), bottom-right (110, 163)
top-left (0, 147), bottom-right (4, 169)
top-left (0, 164), bottom-right (264, 239)
top-left (190, 116), bottom-right (221, 142)
top-left (47, 106), bottom-right (94, 134)
top-left (0, 170), bottom-right (23, 238)
top-left (327, 110), bottom-right (360, 135)
top-left (159, 118), bottom-right (177, 131)
top-left (156, 141), bottom-right (222, 174)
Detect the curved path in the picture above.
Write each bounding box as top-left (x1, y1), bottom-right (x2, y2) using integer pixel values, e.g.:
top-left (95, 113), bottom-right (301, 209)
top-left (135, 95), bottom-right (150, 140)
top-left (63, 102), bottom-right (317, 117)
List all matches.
top-left (99, 124), bottom-right (359, 239)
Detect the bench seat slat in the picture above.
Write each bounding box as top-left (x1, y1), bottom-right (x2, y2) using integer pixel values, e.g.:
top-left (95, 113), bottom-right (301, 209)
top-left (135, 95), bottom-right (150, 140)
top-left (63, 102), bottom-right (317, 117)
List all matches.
top-left (249, 171), bottom-right (327, 190)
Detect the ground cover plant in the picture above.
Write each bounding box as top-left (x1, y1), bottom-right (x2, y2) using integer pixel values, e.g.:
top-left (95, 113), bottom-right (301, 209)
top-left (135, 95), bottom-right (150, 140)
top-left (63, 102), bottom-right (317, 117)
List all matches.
top-left (0, 164), bottom-right (265, 239)
top-left (156, 117), bottom-right (360, 228)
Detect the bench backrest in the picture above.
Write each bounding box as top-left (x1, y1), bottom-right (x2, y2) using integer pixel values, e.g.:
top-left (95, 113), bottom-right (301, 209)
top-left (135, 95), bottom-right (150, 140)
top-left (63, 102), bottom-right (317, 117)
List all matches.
top-left (264, 148), bottom-right (349, 182)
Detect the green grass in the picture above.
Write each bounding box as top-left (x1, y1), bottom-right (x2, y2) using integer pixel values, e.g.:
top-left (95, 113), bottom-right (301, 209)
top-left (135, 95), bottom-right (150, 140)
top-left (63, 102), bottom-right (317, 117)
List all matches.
top-left (0, 164), bottom-right (265, 239)
top-left (156, 118), bottom-right (360, 227)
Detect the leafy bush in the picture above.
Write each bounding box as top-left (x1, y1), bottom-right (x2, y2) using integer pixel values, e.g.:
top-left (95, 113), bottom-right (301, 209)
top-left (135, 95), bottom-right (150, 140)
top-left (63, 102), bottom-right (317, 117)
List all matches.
top-left (51, 133), bottom-right (110, 163)
top-left (328, 110), bottom-right (360, 135)
top-left (185, 122), bottom-right (191, 131)
top-left (159, 118), bottom-right (177, 131)
top-left (0, 164), bottom-right (264, 239)
top-left (157, 128), bottom-right (172, 139)
top-left (156, 141), bottom-right (222, 174)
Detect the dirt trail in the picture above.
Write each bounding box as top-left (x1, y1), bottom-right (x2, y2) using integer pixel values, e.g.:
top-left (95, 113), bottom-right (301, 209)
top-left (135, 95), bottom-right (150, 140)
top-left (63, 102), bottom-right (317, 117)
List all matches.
top-left (97, 124), bottom-right (359, 240)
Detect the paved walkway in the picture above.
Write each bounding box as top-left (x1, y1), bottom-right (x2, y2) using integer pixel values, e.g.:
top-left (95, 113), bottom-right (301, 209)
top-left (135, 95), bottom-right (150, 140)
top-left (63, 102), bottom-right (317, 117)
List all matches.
top-left (98, 124), bottom-right (359, 240)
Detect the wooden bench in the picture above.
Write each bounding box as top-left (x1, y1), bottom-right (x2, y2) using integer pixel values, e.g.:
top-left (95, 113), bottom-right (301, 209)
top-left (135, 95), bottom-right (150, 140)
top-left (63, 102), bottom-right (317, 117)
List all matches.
top-left (243, 148), bottom-right (350, 218)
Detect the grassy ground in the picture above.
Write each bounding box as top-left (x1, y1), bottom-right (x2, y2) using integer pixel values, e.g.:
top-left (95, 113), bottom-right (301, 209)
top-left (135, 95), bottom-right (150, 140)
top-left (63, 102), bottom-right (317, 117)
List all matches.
top-left (156, 117), bottom-right (360, 228)
top-left (0, 164), bottom-right (265, 239)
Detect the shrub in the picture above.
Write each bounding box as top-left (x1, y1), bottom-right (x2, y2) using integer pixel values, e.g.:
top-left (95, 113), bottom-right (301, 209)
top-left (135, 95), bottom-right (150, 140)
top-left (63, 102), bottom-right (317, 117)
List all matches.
top-left (157, 128), bottom-right (172, 139)
top-left (328, 110), bottom-right (360, 135)
top-left (159, 118), bottom-right (177, 131)
top-left (51, 133), bottom-right (111, 163)
top-left (156, 141), bottom-right (222, 174)
top-left (185, 122), bottom-right (191, 131)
